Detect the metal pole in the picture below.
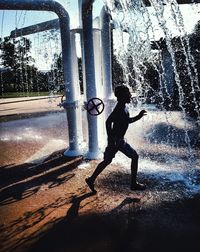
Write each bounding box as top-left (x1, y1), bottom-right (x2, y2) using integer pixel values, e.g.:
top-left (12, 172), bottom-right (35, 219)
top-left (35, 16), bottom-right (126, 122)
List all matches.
top-left (82, 0), bottom-right (100, 159)
top-left (93, 20), bottom-right (106, 150)
top-left (10, 19), bottom-right (59, 38)
top-left (100, 6), bottom-right (114, 118)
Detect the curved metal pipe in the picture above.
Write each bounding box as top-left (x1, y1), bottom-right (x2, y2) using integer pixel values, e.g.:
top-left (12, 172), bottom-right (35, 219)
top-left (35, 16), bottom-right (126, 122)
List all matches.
top-left (10, 19), bottom-right (59, 38)
top-left (0, 0), bottom-right (65, 17)
top-left (0, 0), bottom-right (83, 156)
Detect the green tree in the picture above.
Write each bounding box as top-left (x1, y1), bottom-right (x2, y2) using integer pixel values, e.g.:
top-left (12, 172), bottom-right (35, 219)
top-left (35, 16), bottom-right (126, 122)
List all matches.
top-left (49, 53), bottom-right (64, 91)
top-left (0, 36), bottom-right (38, 95)
top-left (49, 53), bottom-right (84, 94)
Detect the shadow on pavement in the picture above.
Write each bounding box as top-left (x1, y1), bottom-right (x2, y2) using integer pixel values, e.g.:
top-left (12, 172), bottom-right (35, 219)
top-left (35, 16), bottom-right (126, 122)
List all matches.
top-left (28, 194), bottom-right (200, 252)
top-left (0, 151), bottom-right (83, 205)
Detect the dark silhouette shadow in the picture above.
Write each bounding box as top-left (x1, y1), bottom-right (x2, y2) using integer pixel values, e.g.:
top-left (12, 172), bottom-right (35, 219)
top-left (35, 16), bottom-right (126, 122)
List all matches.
top-left (0, 151), bottom-right (83, 205)
top-left (67, 192), bottom-right (97, 220)
top-left (1, 191), bottom-right (97, 252)
top-left (109, 197), bottom-right (141, 214)
top-left (28, 191), bottom-right (100, 252)
top-left (2, 179), bottom-right (199, 252)
top-left (0, 193), bottom-right (76, 252)
top-left (0, 149), bottom-right (82, 189)
top-left (25, 195), bottom-right (200, 252)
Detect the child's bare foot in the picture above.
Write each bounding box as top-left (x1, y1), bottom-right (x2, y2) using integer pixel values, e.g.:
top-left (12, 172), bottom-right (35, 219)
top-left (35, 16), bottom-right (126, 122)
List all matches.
top-left (85, 178), bottom-right (97, 194)
top-left (131, 182), bottom-right (146, 191)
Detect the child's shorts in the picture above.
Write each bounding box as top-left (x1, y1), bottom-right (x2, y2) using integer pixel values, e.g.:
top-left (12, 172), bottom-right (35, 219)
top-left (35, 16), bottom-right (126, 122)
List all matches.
top-left (103, 139), bottom-right (138, 161)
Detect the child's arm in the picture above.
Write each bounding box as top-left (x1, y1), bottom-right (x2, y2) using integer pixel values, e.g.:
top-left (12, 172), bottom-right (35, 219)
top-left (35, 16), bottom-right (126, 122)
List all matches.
top-left (129, 110), bottom-right (147, 123)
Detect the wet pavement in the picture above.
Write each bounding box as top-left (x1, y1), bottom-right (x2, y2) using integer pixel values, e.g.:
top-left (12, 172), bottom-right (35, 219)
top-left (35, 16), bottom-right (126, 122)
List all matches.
top-left (0, 97), bottom-right (200, 252)
top-left (0, 151), bottom-right (199, 252)
top-left (0, 96), bottom-right (62, 118)
top-left (0, 96), bottom-right (74, 165)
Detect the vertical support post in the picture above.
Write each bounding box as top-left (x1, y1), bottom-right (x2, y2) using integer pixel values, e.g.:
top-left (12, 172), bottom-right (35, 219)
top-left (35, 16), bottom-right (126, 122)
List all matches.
top-left (93, 18), bottom-right (106, 150)
top-left (100, 6), bottom-right (114, 118)
top-left (82, 0), bottom-right (100, 159)
top-left (93, 19), bottom-right (103, 99)
top-left (70, 31), bottom-right (80, 99)
top-left (61, 20), bottom-right (83, 157)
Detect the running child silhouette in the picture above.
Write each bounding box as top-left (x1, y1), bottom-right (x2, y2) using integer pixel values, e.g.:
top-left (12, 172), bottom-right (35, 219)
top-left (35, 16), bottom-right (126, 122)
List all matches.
top-left (86, 85), bottom-right (147, 193)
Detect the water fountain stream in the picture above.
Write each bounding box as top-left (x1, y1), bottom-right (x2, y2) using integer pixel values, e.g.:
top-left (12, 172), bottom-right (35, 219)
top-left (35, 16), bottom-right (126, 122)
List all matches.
top-left (96, 0), bottom-right (200, 196)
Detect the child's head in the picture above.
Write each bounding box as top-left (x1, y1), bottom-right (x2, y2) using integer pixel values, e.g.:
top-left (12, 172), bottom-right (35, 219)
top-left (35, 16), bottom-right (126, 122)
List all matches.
top-left (114, 85), bottom-right (131, 103)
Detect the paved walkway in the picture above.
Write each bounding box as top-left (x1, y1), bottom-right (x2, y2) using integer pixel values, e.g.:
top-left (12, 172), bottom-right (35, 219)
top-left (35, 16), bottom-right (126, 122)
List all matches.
top-left (0, 149), bottom-right (200, 252)
top-left (0, 97), bottom-right (199, 252)
top-left (0, 96), bottom-right (61, 104)
top-left (0, 96), bottom-right (67, 165)
top-left (0, 96), bottom-right (62, 118)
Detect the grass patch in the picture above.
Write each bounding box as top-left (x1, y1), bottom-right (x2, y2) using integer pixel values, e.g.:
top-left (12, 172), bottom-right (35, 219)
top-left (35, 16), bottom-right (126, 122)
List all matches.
top-left (0, 92), bottom-right (62, 98)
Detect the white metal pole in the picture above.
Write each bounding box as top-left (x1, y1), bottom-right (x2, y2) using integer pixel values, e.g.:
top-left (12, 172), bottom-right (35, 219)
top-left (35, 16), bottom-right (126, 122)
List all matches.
top-left (82, 0), bottom-right (100, 159)
top-left (63, 30), bottom-right (83, 156)
top-left (93, 24), bottom-right (106, 151)
top-left (100, 6), bottom-right (114, 118)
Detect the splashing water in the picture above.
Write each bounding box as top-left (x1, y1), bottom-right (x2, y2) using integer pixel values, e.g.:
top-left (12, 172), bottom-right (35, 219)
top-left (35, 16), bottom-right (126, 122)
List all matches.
top-left (104, 1), bottom-right (199, 112)
top-left (98, 0), bottom-right (200, 196)
top-left (103, 0), bottom-right (200, 146)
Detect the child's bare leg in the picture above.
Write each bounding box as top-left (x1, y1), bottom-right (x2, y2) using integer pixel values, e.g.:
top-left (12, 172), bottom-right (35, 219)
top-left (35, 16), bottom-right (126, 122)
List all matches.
top-left (86, 159), bottom-right (111, 193)
top-left (131, 154), bottom-right (146, 190)
top-left (130, 156), bottom-right (138, 186)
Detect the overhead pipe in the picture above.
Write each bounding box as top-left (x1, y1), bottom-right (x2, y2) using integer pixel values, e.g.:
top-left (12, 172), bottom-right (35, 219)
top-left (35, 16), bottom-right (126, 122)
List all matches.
top-left (10, 18), bottom-right (59, 38)
top-left (0, 0), bottom-right (83, 157)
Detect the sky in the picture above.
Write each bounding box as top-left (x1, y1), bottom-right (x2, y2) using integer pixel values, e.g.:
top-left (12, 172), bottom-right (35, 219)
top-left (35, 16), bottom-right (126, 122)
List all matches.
top-left (0, 0), bottom-right (200, 70)
top-left (0, 0), bottom-right (104, 70)
top-left (0, 0), bottom-right (104, 37)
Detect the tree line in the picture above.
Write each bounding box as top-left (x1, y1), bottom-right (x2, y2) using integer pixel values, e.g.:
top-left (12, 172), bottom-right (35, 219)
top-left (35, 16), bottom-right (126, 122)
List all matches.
top-left (0, 35), bottom-right (65, 96)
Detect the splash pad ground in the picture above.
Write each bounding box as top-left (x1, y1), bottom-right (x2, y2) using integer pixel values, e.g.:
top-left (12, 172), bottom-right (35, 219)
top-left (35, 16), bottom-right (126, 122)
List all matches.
top-left (0, 97), bottom-right (200, 252)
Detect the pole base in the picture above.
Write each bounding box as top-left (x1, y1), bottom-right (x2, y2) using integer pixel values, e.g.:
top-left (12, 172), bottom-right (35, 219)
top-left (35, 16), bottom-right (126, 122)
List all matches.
top-left (85, 150), bottom-right (102, 160)
top-left (63, 148), bottom-right (83, 157)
